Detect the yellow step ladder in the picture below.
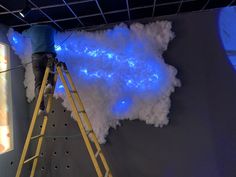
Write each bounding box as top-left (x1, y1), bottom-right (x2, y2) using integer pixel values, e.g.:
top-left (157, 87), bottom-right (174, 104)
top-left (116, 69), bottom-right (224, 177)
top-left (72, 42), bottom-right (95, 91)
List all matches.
top-left (16, 57), bottom-right (113, 177)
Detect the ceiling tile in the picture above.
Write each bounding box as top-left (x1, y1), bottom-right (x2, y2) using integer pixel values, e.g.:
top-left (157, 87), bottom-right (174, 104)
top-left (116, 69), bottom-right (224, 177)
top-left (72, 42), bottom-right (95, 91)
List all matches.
top-left (0, 13), bottom-right (25, 26)
top-left (31, 0), bottom-right (62, 7)
top-left (180, 0), bottom-right (208, 12)
top-left (66, 0), bottom-right (92, 2)
top-left (0, 0), bottom-right (234, 31)
top-left (129, 0), bottom-right (154, 8)
top-left (130, 7), bottom-right (153, 20)
top-left (0, 0), bottom-right (25, 11)
top-left (98, 0), bottom-right (127, 12)
top-left (157, 0), bottom-right (181, 4)
top-left (43, 6), bottom-right (74, 20)
top-left (57, 19), bottom-right (81, 29)
top-left (205, 0), bottom-right (232, 9)
top-left (24, 10), bottom-right (49, 23)
top-left (155, 3), bottom-right (179, 16)
top-left (105, 11), bottom-right (128, 23)
top-left (70, 1), bottom-right (100, 17)
top-left (80, 15), bottom-right (105, 26)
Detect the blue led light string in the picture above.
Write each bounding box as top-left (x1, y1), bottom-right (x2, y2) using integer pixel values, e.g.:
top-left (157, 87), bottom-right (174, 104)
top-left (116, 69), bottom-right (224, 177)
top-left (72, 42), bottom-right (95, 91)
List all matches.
top-left (8, 27), bottom-right (173, 116)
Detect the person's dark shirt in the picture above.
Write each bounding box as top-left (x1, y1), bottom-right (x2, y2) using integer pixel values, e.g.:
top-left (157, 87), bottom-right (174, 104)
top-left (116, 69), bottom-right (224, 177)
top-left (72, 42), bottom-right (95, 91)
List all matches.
top-left (23, 25), bottom-right (56, 54)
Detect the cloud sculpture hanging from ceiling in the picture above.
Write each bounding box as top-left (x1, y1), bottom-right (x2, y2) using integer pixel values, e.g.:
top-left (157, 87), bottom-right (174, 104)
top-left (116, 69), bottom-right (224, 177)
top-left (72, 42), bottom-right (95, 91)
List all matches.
top-left (7, 21), bottom-right (180, 143)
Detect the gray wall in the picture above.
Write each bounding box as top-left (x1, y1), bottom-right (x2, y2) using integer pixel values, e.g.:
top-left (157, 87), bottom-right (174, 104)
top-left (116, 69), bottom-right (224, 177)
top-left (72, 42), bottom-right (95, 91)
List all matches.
top-left (0, 24), bottom-right (29, 177)
top-left (104, 9), bottom-right (236, 177)
top-left (161, 10), bottom-right (236, 177)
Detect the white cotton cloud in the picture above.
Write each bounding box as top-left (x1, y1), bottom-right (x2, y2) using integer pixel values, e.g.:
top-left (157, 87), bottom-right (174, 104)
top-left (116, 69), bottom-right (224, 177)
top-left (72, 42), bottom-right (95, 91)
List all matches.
top-left (7, 21), bottom-right (180, 143)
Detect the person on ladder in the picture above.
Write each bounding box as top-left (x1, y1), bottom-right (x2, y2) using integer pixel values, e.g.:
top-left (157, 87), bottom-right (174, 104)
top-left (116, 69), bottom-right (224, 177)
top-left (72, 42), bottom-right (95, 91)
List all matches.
top-left (23, 24), bottom-right (57, 116)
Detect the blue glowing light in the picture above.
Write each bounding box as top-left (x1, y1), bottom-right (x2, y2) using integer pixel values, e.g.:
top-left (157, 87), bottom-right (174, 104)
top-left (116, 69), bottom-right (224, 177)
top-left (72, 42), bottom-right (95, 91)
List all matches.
top-left (10, 34), bottom-right (25, 54)
top-left (112, 98), bottom-right (132, 116)
top-left (59, 45), bottom-right (161, 91)
top-left (12, 37), bottom-right (18, 44)
top-left (55, 45), bottom-right (62, 51)
top-left (107, 53), bottom-right (114, 59)
top-left (80, 69), bottom-right (88, 75)
top-left (58, 85), bottom-right (64, 89)
top-left (219, 7), bottom-right (236, 70)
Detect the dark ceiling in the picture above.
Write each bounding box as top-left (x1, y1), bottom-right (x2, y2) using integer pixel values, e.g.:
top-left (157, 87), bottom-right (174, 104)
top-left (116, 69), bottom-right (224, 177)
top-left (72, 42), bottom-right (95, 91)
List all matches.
top-left (0, 0), bottom-right (235, 32)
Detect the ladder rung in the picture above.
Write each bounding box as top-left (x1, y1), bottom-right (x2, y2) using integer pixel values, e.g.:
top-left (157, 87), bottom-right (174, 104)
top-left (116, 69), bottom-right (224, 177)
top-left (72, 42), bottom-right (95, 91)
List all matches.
top-left (86, 130), bottom-right (93, 135)
top-left (44, 93), bottom-right (52, 96)
top-left (95, 150), bottom-right (101, 158)
top-left (69, 90), bottom-right (77, 93)
top-left (31, 134), bottom-right (44, 140)
top-left (104, 171), bottom-right (110, 177)
top-left (78, 110), bottom-right (86, 113)
top-left (24, 155), bottom-right (39, 164)
top-left (49, 71), bottom-right (57, 74)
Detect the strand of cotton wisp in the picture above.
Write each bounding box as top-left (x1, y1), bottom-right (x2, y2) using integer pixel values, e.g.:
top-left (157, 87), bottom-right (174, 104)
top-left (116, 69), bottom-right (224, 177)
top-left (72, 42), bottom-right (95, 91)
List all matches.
top-left (7, 21), bottom-right (180, 143)
top-left (7, 29), bottom-right (35, 102)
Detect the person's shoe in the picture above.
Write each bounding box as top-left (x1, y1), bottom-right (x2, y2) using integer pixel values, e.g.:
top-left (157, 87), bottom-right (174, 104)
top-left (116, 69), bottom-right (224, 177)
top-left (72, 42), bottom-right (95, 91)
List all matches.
top-left (38, 109), bottom-right (47, 117)
top-left (44, 84), bottom-right (53, 95)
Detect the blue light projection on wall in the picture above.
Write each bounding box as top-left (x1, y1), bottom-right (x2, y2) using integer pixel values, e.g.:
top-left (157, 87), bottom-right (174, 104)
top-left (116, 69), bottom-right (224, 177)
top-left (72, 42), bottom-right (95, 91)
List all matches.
top-left (112, 98), bottom-right (132, 116)
top-left (53, 41), bottom-right (165, 114)
top-left (219, 7), bottom-right (236, 70)
top-left (12, 37), bottom-right (18, 44)
top-left (54, 44), bottom-right (161, 93)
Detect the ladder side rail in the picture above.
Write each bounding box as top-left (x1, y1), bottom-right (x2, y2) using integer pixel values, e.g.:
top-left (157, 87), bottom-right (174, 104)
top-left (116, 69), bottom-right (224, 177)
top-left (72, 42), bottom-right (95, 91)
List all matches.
top-left (16, 67), bottom-right (51, 177)
top-left (56, 65), bottom-right (103, 177)
top-left (30, 74), bottom-right (58, 177)
top-left (64, 70), bottom-right (113, 177)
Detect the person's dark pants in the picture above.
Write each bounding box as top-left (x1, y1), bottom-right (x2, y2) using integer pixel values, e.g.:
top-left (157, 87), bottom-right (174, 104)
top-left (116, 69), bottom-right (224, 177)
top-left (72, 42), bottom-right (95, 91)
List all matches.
top-left (32, 53), bottom-right (55, 110)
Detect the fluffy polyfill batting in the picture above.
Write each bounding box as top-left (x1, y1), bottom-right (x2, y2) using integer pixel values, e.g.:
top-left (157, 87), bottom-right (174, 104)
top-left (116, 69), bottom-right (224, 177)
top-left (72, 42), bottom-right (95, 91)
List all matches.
top-left (7, 21), bottom-right (180, 143)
